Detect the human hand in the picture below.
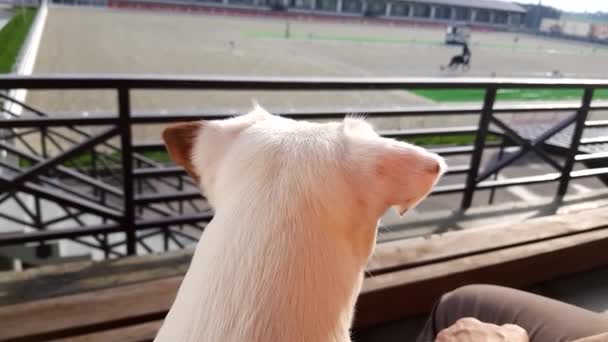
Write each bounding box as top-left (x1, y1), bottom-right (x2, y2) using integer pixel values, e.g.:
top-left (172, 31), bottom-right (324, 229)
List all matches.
top-left (435, 317), bottom-right (529, 342)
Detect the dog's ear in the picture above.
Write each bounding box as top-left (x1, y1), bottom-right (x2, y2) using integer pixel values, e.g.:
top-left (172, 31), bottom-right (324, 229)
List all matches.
top-left (375, 142), bottom-right (445, 216)
top-left (341, 119), bottom-right (444, 216)
top-left (162, 121), bottom-right (203, 182)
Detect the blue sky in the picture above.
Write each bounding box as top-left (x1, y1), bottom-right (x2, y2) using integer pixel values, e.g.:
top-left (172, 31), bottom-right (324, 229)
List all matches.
top-left (515, 0), bottom-right (608, 13)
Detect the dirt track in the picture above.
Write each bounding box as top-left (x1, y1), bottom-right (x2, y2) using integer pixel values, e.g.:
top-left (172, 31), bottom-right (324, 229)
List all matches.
top-left (28, 6), bottom-right (608, 136)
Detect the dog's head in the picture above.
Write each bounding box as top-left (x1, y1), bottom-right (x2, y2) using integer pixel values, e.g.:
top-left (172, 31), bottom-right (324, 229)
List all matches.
top-left (163, 106), bottom-right (445, 254)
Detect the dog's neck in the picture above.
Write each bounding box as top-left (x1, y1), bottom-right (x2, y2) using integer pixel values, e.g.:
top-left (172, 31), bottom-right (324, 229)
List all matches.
top-left (156, 178), bottom-right (375, 342)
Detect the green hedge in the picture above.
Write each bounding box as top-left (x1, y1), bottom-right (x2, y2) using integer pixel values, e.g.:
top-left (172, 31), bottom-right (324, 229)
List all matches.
top-left (0, 8), bottom-right (37, 73)
top-left (20, 150), bottom-right (172, 169)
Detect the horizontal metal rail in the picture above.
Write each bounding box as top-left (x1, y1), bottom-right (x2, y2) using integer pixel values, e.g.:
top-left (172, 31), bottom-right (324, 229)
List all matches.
top-left (576, 152), bottom-right (608, 162)
top-left (0, 212), bottom-right (214, 247)
top-left (571, 167), bottom-right (608, 179)
top-left (586, 120), bottom-right (608, 128)
top-left (3, 102), bottom-right (608, 128)
top-left (134, 191), bottom-right (203, 205)
top-left (581, 136), bottom-right (608, 145)
top-left (3, 74), bottom-right (608, 89)
top-left (133, 166), bottom-right (184, 178)
top-left (0, 75), bottom-right (607, 257)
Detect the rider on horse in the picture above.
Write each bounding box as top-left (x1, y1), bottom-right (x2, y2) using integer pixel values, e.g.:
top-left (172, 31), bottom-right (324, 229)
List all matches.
top-left (449, 42), bottom-right (471, 69)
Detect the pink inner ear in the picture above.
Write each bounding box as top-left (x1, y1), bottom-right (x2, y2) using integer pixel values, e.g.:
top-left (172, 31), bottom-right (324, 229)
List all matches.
top-left (377, 142), bottom-right (443, 214)
top-left (376, 149), bottom-right (412, 210)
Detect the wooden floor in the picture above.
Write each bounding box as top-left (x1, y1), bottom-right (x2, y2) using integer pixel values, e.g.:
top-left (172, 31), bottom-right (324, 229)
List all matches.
top-left (2, 201), bottom-right (608, 341)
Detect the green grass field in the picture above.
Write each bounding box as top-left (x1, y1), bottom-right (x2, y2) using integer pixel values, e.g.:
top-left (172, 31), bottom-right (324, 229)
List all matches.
top-left (19, 150), bottom-right (172, 168)
top-left (406, 133), bottom-right (499, 146)
top-left (0, 8), bottom-right (36, 73)
top-left (413, 88), bottom-right (608, 103)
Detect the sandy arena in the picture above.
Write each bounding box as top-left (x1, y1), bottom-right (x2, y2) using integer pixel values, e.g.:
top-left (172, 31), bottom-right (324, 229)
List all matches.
top-left (29, 5), bottom-right (608, 118)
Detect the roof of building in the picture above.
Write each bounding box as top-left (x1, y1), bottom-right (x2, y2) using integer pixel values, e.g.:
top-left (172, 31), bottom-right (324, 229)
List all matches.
top-left (409, 0), bottom-right (526, 13)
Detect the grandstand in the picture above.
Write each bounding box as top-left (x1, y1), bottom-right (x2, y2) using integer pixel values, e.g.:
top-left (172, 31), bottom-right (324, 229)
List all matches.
top-left (100, 0), bottom-right (527, 28)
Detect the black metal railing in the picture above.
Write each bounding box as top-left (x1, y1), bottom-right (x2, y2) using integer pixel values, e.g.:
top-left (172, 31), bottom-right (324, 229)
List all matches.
top-left (1, 75), bottom-right (608, 258)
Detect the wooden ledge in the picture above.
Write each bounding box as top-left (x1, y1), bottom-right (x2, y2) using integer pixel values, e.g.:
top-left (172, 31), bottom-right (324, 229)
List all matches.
top-left (1, 207), bottom-right (608, 341)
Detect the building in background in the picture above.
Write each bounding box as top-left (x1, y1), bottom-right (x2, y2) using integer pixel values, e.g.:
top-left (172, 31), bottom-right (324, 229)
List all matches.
top-left (211, 0), bottom-right (527, 27)
top-left (591, 23), bottom-right (608, 41)
top-left (519, 2), bottom-right (560, 30)
top-left (540, 18), bottom-right (591, 37)
top-left (541, 18), bottom-right (608, 41)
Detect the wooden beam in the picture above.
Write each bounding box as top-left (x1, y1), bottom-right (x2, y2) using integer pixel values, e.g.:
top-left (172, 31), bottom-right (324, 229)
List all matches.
top-left (50, 321), bottom-right (161, 342)
top-left (6, 207), bottom-right (608, 307)
top-left (368, 207), bottom-right (608, 275)
top-left (3, 227), bottom-right (608, 340)
top-left (357, 227), bottom-right (608, 327)
top-left (0, 250), bottom-right (192, 306)
top-left (1, 208), bottom-right (608, 340)
top-left (0, 277), bottom-right (180, 342)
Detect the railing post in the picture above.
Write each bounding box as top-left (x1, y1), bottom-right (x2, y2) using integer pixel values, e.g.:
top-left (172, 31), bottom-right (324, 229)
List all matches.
top-left (118, 87), bottom-right (136, 255)
top-left (461, 87), bottom-right (497, 210)
top-left (487, 136), bottom-right (507, 205)
top-left (557, 87), bottom-right (594, 197)
top-left (40, 127), bottom-right (48, 158)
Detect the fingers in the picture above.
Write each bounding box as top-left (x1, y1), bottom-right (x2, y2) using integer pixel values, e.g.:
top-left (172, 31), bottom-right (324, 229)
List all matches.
top-left (501, 324), bottom-right (529, 342)
top-left (435, 318), bottom-right (529, 342)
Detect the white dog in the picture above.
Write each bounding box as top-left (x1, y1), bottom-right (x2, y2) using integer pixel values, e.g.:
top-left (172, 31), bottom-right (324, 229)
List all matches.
top-left (155, 106), bottom-right (445, 342)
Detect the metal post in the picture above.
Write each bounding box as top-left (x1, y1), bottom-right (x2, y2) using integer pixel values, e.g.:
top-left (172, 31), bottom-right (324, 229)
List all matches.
top-left (178, 175), bottom-right (184, 231)
top-left (118, 88), bottom-right (136, 255)
top-left (163, 228), bottom-right (169, 251)
top-left (461, 87), bottom-right (497, 210)
top-left (91, 149), bottom-right (98, 198)
top-left (34, 195), bottom-right (42, 229)
top-left (488, 137), bottom-right (507, 205)
top-left (40, 128), bottom-right (48, 158)
top-left (135, 159), bottom-right (143, 216)
top-left (557, 88), bottom-right (594, 197)
top-left (38, 128), bottom-right (47, 233)
top-left (102, 233), bottom-right (109, 259)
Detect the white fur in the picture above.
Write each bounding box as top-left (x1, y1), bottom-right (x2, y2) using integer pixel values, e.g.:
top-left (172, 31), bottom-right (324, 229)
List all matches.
top-left (155, 107), bottom-right (446, 342)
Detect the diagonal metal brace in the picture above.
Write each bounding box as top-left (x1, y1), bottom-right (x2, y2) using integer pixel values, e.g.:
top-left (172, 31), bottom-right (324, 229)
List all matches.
top-left (0, 92), bottom-right (49, 117)
top-left (0, 127), bottom-right (119, 194)
top-left (0, 140), bottom-right (123, 196)
top-left (490, 116), bottom-right (563, 171)
top-left (476, 112), bottom-right (578, 183)
top-left (0, 175), bottom-right (123, 220)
